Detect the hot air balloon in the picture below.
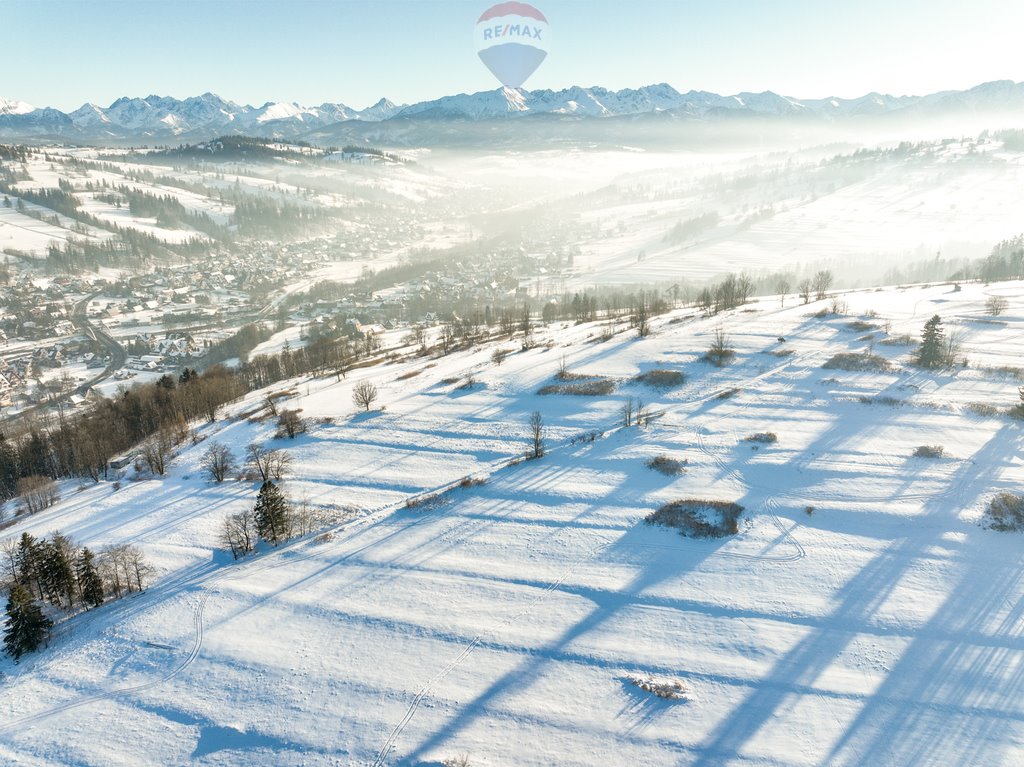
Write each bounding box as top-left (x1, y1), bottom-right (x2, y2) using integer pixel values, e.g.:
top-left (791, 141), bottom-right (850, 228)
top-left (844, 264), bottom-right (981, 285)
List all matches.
top-left (474, 2), bottom-right (550, 89)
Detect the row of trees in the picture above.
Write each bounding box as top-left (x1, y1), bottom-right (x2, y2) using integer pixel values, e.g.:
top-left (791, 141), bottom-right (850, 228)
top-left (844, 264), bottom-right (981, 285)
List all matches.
top-left (0, 366), bottom-right (244, 505)
top-left (2, 531), bottom-right (151, 659)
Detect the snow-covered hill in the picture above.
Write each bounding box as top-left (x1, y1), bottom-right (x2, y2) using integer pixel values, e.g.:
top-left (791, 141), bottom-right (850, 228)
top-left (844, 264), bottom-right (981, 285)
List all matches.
top-left (1, 280), bottom-right (1023, 765)
top-left (2, 80), bottom-right (1024, 143)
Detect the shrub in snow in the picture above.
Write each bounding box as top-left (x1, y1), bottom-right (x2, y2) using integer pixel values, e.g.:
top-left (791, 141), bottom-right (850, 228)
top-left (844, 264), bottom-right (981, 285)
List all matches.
top-left (716, 388), bottom-right (740, 400)
top-left (985, 493), bottom-right (1024, 532)
top-left (569, 430), bottom-right (601, 445)
top-left (646, 455), bottom-right (687, 475)
top-left (628, 675), bottom-right (688, 701)
top-left (913, 445), bottom-right (945, 458)
top-left (276, 409), bottom-right (307, 439)
top-left (443, 755), bottom-right (472, 767)
top-left (880, 334), bottom-right (916, 346)
top-left (702, 328), bottom-right (735, 367)
top-left (742, 432), bottom-right (778, 444)
top-left (966, 402), bottom-right (1001, 418)
top-left (858, 395), bottom-right (904, 407)
top-left (822, 352), bottom-right (891, 372)
top-left (537, 379), bottom-right (616, 396)
top-left (645, 499), bottom-right (744, 538)
top-left (634, 369), bottom-right (685, 389)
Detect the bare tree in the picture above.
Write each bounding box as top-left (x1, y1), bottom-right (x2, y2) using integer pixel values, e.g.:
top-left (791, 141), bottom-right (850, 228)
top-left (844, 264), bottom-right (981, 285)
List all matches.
top-left (812, 270), bottom-right (834, 301)
top-left (140, 427), bottom-right (175, 476)
top-left (99, 544), bottom-right (150, 595)
top-left (246, 443), bottom-right (292, 482)
top-left (986, 296), bottom-right (1009, 316)
top-left (633, 294), bottom-right (650, 338)
top-left (528, 411), bottom-right (545, 459)
top-left (125, 545), bottom-right (153, 592)
top-left (352, 380), bottom-right (379, 412)
top-left (636, 398), bottom-right (650, 428)
top-left (219, 512), bottom-right (255, 559)
top-left (333, 340), bottom-right (353, 380)
top-left (264, 395), bottom-right (279, 417)
top-left (798, 279), bottom-right (813, 305)
top-left (266, 449), bottom-right (293, 481)
top-left (0, 537), bottom-right (20, 584)
top-left (776, 276), bottom-right (792, 307)
top-left (737, 274), bottom-right (756, 304)
top-left (201, 442), bottom-right (236, 483)
top-left (621, 397), bottom-right (635, 427)
top-left (276, 409), bottom-right (306, 439)
top-left (246, 442), bottom-right (273, 482)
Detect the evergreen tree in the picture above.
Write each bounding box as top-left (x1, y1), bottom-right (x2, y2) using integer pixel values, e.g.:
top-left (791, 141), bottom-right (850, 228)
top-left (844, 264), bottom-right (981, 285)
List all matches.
top-left (253, 481), bottom-right (290, 546)
top-left (16, 533), bottom-right (42, 600)
top-left (3, 583), bottom-right (52, 660)
top-left (0, 433), bottom-right (18, 502)
top-left (38, 533), bottom-right (77, 609)
top-left (77, 548), bottom-right (105, 608)
top-left (916, 314), bottom-right (946, 369)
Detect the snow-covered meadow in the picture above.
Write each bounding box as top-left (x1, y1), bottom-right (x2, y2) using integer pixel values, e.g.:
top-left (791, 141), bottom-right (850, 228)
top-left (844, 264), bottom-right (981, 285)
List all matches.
top-left (0, 281), bottom-right (1022, 766)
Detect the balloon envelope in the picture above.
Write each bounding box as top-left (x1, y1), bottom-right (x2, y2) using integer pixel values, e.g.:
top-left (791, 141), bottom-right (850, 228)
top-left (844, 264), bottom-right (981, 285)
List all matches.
top-left (474, 2), bottom-right (550, 89)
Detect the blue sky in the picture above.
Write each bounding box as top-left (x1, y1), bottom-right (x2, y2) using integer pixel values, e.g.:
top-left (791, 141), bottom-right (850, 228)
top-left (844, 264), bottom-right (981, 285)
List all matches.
top-left (5, 0), bottom-right (1022, 109)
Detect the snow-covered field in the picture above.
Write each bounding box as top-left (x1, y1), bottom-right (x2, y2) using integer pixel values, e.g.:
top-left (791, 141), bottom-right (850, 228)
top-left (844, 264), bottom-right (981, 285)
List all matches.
top-left (0, 281), bottom-right (1023, 766)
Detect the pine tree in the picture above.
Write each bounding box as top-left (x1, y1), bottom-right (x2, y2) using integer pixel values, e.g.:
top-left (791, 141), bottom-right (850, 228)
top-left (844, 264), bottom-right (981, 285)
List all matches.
top-left (77, 548), bottom-right (105, 609)
top-left (0, 434), bottom-right (19, 502)
top-left (38, 533), bottom-right (76, 609)
top-left (16, 533), bottom-right (42, 601)
top-left (3, 583), bottom-right (52, 660)
top-left (253, 481), bottom-right (290, 546)
top-left (1013, 387), bottom-right (1024, 420)
top-left (916, 314), bottom-right (946, 369)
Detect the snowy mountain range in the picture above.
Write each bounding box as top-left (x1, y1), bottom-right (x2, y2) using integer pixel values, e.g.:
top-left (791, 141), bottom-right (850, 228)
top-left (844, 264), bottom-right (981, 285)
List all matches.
top-left (0, 81), bottom-right (1022, 143)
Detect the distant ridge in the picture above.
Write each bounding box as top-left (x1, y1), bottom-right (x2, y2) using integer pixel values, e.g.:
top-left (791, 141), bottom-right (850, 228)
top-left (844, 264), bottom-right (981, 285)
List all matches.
top-left (1, 81), bottom-right (1022, 143)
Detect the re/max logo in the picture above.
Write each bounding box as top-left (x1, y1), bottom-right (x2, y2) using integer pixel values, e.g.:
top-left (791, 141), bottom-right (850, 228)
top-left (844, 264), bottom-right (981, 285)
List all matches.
top-left (482, 24), bottom-right (544, 41)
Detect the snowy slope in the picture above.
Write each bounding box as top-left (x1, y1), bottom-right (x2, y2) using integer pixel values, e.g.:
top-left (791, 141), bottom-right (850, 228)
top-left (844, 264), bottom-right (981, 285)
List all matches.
top-left (0, 281), bottom-right (1023, 765)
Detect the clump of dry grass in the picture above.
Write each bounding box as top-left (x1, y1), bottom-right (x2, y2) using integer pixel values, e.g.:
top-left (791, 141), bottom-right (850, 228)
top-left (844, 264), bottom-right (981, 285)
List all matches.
top-left (628, 675), bottom-right (688, 701)
top-left (634, 369), bottom-right (686, 389)
top-left (538, 378), bottom-right (616, 396)
top-left (645, 499), bottom-right (744, 538)
top-left (646, 455), bottom-right (687, 475)
top-left (742, 432), bottom-right (778, 444)
top-left (985, 493), bottom-right (1024, 532)
top-left (823, 352), bottom-right (891, 372)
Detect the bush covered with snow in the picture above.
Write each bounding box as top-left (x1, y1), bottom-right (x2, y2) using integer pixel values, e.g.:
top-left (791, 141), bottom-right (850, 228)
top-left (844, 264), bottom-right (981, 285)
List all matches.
top-left (627, 675), bottom-right (688, 701)
top-left (645, 499), bottom-right (744, 538)
top-left (823, 352), bottom-right (892, 372)
top-left (913, 445), bottom-right (945, 458)
top-left (985, 493), bottom-right (1024, 532)
top-left (634, 369), bottom-right (686, 389)
top-left (537, 378), bottom-right (616, 396)
top-left (646, 455), bottom-right (687, 475)
top-left (742, 432), bottom-right (778, 444)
